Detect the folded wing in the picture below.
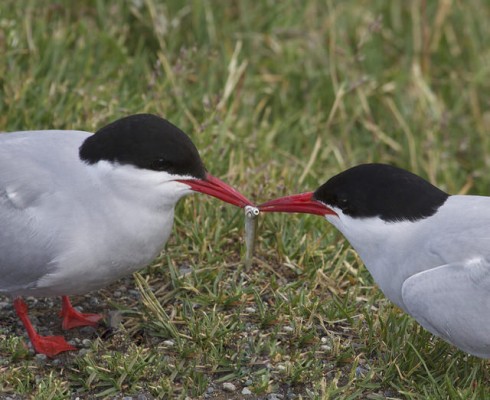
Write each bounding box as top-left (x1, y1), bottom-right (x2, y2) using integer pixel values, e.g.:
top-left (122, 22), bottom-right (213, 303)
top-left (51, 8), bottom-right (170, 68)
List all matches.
top-left (402, 257), bottom-right (490, 358)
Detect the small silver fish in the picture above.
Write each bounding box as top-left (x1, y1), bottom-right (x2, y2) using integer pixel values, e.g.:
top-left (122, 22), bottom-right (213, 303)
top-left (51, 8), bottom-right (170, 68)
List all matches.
top-left (244, 205), bottom-right (259, 268)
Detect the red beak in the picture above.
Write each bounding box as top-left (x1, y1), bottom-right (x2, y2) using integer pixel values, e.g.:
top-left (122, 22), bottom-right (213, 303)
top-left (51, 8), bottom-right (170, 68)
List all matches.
top-left (259, 192), bottom-right (336, 216)
top-left (178, 173), bottom-right (252, 208)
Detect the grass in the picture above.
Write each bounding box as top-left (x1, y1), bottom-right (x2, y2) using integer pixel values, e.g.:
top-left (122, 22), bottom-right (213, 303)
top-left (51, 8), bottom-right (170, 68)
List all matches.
top-left (1, 0), bottom-right (490, 398)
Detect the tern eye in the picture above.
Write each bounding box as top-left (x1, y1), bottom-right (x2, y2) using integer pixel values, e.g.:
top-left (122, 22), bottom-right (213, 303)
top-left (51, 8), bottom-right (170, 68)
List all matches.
top-left (150, 158), bottom-right (173, 171)
top-left (338, 197), bottom-right (349, 211)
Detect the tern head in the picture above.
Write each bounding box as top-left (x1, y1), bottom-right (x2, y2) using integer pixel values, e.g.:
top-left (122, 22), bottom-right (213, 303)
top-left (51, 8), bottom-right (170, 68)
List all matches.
top-left (259, 163), bottom-right (449, 223)
top-left (79, 114), bottom-right (251, 207)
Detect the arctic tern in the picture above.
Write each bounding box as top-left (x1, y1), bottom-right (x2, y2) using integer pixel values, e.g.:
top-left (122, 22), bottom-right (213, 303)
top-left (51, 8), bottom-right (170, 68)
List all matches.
top-left (0, 113), bottom-right (252, 356)
top-left (260, 163), bottom-right (490, 358)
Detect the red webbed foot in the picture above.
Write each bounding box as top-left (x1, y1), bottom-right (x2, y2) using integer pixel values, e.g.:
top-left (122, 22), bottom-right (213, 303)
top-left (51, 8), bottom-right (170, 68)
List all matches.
top-left (60, 296), bottom-right (103, 330)
top-left (13, 297), bottom-right (77, 357)
top-left (60, 296), bottom-right (102, 329)
top-left (29, 334), bottom-right (77, 357)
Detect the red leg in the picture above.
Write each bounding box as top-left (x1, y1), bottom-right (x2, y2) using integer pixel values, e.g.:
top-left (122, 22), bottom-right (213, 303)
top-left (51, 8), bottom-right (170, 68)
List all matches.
top-left (13, 297), bottom-right (76, 357)
top-left (59, 296), bottom-right (103, 330)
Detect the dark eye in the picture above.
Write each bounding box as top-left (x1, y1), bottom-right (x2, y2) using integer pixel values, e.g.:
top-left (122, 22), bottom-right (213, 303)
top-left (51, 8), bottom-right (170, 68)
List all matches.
top-left (338, 197), bottom-right (349, 210)
top-left (150, 158), bottom-right (172, 171)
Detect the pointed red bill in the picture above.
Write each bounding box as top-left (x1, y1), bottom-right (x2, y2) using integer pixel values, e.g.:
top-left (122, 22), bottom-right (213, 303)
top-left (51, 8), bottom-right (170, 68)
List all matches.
top-left (259, 191), bottom-right (336, 216)
top-left (178, 173), bottom-right (252, 208)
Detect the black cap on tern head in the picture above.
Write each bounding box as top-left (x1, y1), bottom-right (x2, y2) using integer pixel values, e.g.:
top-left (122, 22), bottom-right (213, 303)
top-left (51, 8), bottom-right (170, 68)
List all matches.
top-left (79, 114), bottom-right (206, 179)
top-left (313, 163), bottom-right (449, 222)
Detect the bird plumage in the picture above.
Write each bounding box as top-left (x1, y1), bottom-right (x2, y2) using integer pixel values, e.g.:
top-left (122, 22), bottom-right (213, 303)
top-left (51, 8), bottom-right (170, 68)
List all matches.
top-left (0, 130), bottom-right (183, 297)
top-left (0, 114), bottom-right (251, 356)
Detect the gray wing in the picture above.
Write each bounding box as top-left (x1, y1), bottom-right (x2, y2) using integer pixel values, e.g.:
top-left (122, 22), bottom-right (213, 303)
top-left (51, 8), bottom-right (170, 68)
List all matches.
top-left (401, 258), bottom-right (490, 358)
top-left (0, 131), bottom-right (90, 294)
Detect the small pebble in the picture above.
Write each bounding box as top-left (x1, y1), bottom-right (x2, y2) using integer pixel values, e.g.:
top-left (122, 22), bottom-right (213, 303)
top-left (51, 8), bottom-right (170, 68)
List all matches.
top-left (276, 364), bottom-right (287, 371)
top-left (78, 348), bottom-right (90, 356)
top-left (242, 387), bottom-right (252, 395)
top-left (89, 297), bottom-right (100, 306)
top-left (267, 394), bottom-right (284, 400)
top-left (108, 310), bottom-right (123, 328)
top-left (286, 389), bottom-right (297, 400)
top-left (163, 340), bottom-right (175, 347)
top-left (179, 266), bottom-right (193, 276)
top-left (320, 344), bottom-right (332, 352)
top-left (206, 386), bottom-right (215, 394)
top-left (244, 379), bottom-right (253, 386)
top-left (355, 365), bottom-right (369, 378)
top-left (81, 339), bottom-right (91, 348)
top-left (113, 290), bottom-right (122, 298)
top-left (244, 307), bottom-right (256, 313)
top-left (222, 382), bottom-right (236, 392)
top-left (35, 353), bottom-right (47, 363)
top-left (0, 301), bottom-right (10, 309)
top-left (283, 326), bottom-right (294, 333)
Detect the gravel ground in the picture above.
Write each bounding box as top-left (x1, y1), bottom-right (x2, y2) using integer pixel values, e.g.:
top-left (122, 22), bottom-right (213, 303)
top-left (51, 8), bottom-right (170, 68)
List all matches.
top-left (0, 276), bottom-right (307, 400)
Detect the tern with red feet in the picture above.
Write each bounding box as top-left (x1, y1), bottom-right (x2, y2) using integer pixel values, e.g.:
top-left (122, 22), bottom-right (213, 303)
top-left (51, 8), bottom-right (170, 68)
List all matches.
top-left (0, 114), bottom-right (252, 357)
top-left (260, 163), bottom-right (490, 358)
